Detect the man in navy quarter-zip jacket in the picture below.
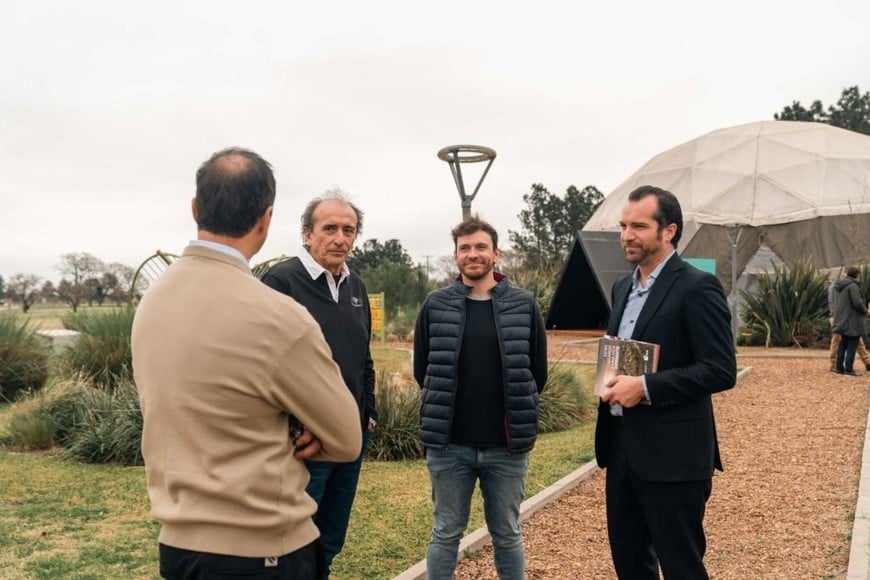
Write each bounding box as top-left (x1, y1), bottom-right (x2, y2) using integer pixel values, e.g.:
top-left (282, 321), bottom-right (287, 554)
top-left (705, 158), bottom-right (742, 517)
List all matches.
top-left (262, 190), bottom-right (376, 580)
top-left (413, 214), bottom-right (548, 580)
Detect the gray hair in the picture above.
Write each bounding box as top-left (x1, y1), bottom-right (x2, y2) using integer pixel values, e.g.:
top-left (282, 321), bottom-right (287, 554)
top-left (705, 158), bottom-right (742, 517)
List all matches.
top-left (300, 188), bottom-right (364, 236)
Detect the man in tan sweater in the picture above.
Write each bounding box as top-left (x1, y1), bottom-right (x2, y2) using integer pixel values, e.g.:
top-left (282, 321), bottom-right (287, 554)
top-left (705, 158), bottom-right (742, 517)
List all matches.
top-left (132, 147), bottom-right (361, 579)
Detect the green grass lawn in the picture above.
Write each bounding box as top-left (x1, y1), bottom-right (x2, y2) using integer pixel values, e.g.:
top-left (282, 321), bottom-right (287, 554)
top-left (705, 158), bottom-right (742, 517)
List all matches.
top-left (0, 423), bottom-right (594, 579)
top-left (0, 346), bottom-right (596, 578)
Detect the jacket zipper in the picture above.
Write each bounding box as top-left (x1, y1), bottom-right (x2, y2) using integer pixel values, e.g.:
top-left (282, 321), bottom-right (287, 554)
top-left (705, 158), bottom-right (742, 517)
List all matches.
top-left (491, 297), bottom-right (511, 453)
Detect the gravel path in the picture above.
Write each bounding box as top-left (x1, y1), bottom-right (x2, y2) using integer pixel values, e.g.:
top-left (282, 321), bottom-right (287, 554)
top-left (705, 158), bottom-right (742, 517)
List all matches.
top-left (453, 343), bottom-right (870, 579)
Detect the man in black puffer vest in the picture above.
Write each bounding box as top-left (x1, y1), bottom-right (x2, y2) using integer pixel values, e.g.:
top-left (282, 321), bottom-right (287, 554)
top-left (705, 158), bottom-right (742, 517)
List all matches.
top-left (413, 215), bottom-right (548, 580)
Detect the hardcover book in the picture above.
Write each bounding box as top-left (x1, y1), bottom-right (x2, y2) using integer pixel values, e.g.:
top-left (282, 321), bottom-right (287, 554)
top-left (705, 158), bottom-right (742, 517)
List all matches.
top-left (593, 335), bottom-right (661, 397)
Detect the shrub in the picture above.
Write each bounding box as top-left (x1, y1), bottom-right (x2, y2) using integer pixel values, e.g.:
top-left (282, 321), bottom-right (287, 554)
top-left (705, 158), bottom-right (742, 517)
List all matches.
top-left (61, 380), bottom-right (143, 465)
top-left (538, 364), bottom-right (593, 433)
top-left (502, 267), bottom-right (557, 319)
top-left (59, 308), bottom-right (134, 388)
top-left (0, 312), bottom-right (50, 401)
top-left (738, 258), bottom-right (830, 347)
top-left (2, 376), bottom-right (143, 464)
top-left (366, 361), bottom-right (593, 460)
top-left (385, 308), bottom-right (416, 342)
top-left (366, 372), bottom-right (423, 461)
top-left (1, 378), bottom-right (87, 449)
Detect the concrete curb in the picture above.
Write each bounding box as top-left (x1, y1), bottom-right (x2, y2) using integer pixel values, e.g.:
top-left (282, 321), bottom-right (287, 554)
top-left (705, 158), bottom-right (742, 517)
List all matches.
top-left (393, 460), bottom-right (600, 580)
top-left (847, 382), bottom-right (870, 579)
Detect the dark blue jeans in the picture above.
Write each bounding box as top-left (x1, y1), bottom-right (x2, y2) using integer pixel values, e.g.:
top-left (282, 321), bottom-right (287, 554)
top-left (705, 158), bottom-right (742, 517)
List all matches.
top-left (837, 335), bottom-right (860, 373)
top-left (304, 429), bottom-right (370, 574)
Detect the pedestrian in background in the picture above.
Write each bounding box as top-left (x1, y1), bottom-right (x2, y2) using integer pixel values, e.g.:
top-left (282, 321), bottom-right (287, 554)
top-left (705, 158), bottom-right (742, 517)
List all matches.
top-left (828, 274), bottom-right (870, 372)
top-left (831, 265), bottom-right (869, 376)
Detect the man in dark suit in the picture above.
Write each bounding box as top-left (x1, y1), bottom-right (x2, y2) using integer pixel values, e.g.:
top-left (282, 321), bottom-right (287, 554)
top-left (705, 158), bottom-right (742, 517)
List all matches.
top-left (595, 185), bottom-right (737, 579)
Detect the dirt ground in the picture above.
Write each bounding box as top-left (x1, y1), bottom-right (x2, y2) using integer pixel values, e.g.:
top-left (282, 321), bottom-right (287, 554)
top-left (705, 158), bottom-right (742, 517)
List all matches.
top-left (452, 332), bottom-right (870, 579)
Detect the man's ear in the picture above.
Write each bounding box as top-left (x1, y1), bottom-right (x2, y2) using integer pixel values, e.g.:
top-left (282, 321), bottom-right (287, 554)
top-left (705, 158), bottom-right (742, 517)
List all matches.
top-left (191, 197), bottom-right (198, 221)
top-left (259, 206), bottom-right (273, 233)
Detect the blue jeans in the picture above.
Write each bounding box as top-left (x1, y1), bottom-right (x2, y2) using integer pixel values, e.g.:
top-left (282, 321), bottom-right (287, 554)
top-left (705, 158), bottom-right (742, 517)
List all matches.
top-left (425, 445), bottom-right (528, 580)
top-left (837, 335), bottom-right (860, 373)
top-left (304, 429), bottom-right (370, 575)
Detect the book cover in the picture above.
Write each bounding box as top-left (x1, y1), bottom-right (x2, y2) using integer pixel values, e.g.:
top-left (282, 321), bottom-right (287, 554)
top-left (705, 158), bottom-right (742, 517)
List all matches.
top-left (593, 335), bottom-right (661, 398)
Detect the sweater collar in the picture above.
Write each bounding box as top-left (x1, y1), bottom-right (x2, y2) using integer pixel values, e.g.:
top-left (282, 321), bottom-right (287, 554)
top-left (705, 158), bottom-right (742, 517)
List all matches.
top-left (189, 239), bottom-right (249, 267)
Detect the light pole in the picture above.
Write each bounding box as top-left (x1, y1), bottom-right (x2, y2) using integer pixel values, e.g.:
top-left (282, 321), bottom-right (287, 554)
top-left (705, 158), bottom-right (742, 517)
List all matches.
top-left (726, 224), bottom-right (747, 346)
top-left (437, 145), bottom-right (497, 218)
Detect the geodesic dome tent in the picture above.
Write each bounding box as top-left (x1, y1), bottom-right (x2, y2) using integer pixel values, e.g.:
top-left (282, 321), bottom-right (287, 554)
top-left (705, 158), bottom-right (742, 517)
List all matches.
top-left (547, 120), bottom-right (870, 330)
top-left (584, 120), bottom-right (870, 293)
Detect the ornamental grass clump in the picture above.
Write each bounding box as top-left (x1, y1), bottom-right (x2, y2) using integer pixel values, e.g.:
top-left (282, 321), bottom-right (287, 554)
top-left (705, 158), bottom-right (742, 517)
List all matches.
top-left (1, 375), bottom-right (143, 464)
top-left (0, 312), bottom-right (50, 402)
top-left (59, 307), bottom-right (134, 389)
top-left (61, 379), bottom-right (143, 465)
top-left (1, 377), bottom-right (87, 449)
top-left (538, 363), bottom-right (593, 433)
top-left (366, 371), bottom-right (423, 461)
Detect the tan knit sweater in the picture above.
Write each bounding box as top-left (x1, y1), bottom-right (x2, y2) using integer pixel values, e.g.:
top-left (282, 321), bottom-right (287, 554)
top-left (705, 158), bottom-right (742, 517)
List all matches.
top-left (132, 245), bottom-right (361, 558)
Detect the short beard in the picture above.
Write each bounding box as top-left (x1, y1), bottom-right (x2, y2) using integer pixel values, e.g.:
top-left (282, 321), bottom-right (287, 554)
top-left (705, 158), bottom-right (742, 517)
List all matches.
top-left (460, 263), bottom-right (493, 281)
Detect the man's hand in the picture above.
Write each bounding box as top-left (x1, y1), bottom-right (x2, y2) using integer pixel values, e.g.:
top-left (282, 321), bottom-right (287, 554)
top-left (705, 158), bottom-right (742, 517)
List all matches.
top-left (292, 427), bottom-right (323, 460)
top-left (600, 374), bottom-right (647, 408)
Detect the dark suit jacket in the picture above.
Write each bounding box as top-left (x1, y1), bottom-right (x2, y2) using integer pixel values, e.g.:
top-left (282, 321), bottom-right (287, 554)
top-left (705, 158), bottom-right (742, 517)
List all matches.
top-left (594, 254), bottom-right (737, 482)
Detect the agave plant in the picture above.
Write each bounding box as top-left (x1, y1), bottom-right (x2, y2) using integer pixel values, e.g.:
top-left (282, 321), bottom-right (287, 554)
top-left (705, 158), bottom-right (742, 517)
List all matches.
top-left (738, 257), bottom-right (830, 347)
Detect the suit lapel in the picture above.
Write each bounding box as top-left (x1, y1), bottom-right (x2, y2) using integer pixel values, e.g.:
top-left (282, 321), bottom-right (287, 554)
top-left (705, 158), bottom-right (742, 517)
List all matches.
top-left (632, 255), bottom-right (684, 340)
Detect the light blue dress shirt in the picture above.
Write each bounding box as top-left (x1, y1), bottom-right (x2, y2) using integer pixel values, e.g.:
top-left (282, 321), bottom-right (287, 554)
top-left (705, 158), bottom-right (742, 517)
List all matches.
top-left (610, 250), bottom-right (675, 416)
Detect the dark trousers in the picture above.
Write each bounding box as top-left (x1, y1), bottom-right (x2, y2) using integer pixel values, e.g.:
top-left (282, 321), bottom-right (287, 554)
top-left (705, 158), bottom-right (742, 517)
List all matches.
top-left (837, 335), bottom-right (860, 373)
top-left (159, 541), bottom-right (322, 580)
top-left (303, 429), bottom-right (370, 575)
top-left (605, 422), bottom-right (712, 580)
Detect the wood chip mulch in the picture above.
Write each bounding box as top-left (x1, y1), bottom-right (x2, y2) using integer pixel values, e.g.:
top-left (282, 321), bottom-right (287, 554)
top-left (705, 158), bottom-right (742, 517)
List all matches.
top-left (454, 340), bottom-right (870, 579)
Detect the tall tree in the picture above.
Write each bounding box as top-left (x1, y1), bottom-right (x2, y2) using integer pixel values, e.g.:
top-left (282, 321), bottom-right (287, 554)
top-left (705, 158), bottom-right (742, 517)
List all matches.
top-left (775, 85), bottom-right (870, 135)
top-left (7, 273), bottom-right (43, 313)
top-left (347, 239), bottom-right (413, 272)
top-left (0, 274), bottom-right (5, 302)
top-left (57, 252), bottom-right (104, 312)
top-left (346, 238), bottom-right (427, 319)
top-left (84, 272), bottom-right (118, 306)
top-left (363, 263), bottom-right (429, 319)
top-left (40, 280), bottom-right (57, 304)
top-left (508, 183), bottom-right (604, 271)
top-left (105, 262), bottom-right (136, 303)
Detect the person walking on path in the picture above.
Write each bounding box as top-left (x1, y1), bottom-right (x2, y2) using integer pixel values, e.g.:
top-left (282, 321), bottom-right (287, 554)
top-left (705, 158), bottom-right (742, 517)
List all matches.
top-left (828, 274), bottom-right (870, 372)
top-left (414, 215), bottom-right (548, 580)
top-left (596, 185), bottom-right (737, 579)
top-left (261, 190), bottom-right (376, 578)
top-left (133, 147), bottom-right (361, 579)
top-left (832, 265), bottom-right (869, 376)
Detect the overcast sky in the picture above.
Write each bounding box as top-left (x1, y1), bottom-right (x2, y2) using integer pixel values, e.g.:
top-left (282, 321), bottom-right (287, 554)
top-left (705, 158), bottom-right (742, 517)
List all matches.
top-left (2, 0), bottom-right (869, 282)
